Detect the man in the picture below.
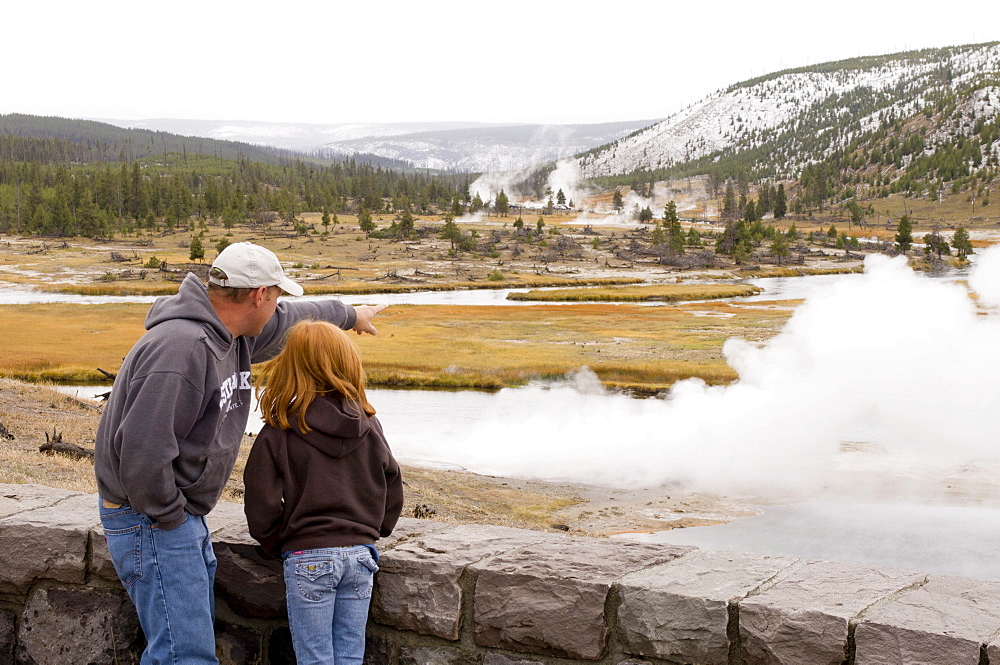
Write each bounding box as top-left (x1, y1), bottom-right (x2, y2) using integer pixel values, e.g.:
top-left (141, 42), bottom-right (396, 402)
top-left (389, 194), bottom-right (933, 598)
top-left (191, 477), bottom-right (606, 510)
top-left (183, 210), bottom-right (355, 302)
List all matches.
top-left (95, 242), bottom-right (385, 664)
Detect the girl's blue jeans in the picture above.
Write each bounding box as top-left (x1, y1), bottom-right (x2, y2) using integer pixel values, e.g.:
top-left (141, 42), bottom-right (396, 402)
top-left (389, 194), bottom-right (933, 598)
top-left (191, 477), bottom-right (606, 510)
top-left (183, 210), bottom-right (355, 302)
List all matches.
top-left (99, 500), bottom-right (219, 665)
top-left (282, 545), bottom-right (380, 665)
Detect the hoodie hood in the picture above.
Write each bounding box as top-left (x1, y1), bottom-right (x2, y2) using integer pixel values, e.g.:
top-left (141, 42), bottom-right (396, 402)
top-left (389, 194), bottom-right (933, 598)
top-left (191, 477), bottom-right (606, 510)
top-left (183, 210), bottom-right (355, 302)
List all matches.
top-left (145, 273), bottom-right (233, 356)
top-left (293, 394), bottom-right (371, 458)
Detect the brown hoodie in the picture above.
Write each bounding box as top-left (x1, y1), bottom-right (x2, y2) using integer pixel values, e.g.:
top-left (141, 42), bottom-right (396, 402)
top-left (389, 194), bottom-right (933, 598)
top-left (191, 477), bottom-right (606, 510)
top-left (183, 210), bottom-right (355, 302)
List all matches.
top-left (243, 393), bottom-right (403, 558)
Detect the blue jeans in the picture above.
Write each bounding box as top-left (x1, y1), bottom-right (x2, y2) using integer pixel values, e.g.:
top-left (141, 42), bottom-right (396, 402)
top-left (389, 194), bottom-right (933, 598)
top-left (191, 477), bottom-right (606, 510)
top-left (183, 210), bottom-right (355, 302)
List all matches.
top-left (99, 500), bottom-right (218, 665)
top-left (282, 546), bottom-right (379, 665)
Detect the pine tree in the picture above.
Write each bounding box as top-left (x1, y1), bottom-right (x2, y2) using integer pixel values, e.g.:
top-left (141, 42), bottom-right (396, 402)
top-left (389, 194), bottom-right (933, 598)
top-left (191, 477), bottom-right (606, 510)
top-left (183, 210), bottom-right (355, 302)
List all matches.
top-left (895, 215), bottom-right (913, 252)
top-left (774, 184), bottom-right (787, 220)
top-left (189, 235), bottom-right (205, 262)
top-left (952, 226), bottom-right (973, 259)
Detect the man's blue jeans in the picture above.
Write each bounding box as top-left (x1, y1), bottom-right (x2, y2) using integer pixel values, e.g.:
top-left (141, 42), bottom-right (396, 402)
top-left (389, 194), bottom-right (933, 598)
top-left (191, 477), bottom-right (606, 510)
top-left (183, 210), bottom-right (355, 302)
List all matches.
top-left (282, 546), bottom-right (379, 665)
top-left (99, 500), bottom-right (219, 665)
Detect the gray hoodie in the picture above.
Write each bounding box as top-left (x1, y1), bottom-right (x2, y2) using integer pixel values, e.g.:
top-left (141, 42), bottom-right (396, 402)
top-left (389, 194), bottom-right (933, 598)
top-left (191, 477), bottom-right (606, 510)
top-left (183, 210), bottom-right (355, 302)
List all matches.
top-left (95, 273), bottom-right (356, 529)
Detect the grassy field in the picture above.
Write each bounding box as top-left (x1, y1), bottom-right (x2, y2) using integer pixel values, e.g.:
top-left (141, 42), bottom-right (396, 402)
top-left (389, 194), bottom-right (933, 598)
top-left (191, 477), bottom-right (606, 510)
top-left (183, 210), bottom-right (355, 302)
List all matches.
top-left (0, 300), bottom-right (793, 393)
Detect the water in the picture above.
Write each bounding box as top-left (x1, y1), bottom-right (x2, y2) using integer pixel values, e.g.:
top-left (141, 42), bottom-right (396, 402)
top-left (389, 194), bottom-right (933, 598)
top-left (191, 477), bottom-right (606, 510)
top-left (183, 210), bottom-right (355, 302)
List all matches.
top-left (630, 500), bottom-right (1000, 582)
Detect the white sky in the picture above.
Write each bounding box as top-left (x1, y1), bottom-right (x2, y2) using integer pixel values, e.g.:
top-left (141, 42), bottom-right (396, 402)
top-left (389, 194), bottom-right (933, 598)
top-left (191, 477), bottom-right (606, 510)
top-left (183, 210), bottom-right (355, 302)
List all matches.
top-left (2, 0), bottom-right (996, 127)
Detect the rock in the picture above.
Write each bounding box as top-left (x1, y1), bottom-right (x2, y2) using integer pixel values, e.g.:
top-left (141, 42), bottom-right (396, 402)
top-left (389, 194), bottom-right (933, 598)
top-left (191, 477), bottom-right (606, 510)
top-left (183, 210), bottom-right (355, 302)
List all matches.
top-left (371, 524), bottom-right (557, 640)
top-left (738, 560), bottom-right (926, 665)
top-left (88, 520), bottom-right (121, 583)
top-left (15, 586), bottom-right (142, 665)
top-left (397, 644), bottom-right (473, 665)
top-left (0, 609), bottom-right (15, 665)
top-left (0, 484), bottom-right (76, 520)
top-left (267, 627), bottom-right (295, 665)
top-left (215, 620), bottom-right (263, 665)
top-left (482, 654), bottom-right (545, 665)
top-left (211, 526), bottom-right (287, 619)
top-left (472, 538), bottom-right (693, 660)
top-left (0, 493), bottom-right (99, 594)
top-left (618, 549), bottom-right (798, 664)
top-left (854, 575), bottom-right (1000, 665)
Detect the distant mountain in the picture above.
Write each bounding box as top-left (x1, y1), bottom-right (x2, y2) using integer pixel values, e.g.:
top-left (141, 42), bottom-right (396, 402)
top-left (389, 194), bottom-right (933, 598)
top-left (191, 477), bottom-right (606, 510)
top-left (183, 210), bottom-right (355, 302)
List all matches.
top-left (97, 118), bottom-right (495, 155)
top-left (317, 121), bottom-right (659, 172)
top-left (100, 118), bottom-right (659, 173)
top-left (579, 42), bottom-right (1000, 188)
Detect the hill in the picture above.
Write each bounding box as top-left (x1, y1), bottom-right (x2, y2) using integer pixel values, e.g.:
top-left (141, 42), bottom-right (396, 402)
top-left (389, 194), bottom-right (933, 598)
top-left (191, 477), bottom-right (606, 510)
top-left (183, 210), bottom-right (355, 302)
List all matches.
top-left (577, 42), bottom-right (1000, 220)
top-left (0, 114), bottom-right (416, 171)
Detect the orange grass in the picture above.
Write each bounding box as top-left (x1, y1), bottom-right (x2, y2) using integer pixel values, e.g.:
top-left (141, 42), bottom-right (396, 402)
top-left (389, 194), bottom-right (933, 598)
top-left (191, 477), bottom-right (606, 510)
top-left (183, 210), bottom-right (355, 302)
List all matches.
top-left (0, 301), bottom-right (790, 392)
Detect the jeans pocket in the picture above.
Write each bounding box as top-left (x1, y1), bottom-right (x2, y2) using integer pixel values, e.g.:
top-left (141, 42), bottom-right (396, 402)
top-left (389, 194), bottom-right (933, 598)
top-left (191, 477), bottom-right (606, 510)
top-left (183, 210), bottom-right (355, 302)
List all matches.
top-left (104, 525), bottom-right (142, 588)
top-left (294, 560), bottom-right (334, 602)
top-left (353, 555), bottom-right (378, 599)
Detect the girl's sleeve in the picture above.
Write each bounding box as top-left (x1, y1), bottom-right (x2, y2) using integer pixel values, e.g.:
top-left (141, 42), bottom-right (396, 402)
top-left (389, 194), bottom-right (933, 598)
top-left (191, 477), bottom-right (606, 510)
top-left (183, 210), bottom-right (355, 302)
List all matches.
top-left (381, 452), bottom-right (404, 538)
top-left (243, 429), bottom-right (286, 558)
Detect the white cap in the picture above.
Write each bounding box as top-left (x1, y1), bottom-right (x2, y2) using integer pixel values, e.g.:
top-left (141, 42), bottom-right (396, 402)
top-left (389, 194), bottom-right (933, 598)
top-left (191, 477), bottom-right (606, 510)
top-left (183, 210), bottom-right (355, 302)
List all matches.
top-left (208, 242), bottom-right (304, 296)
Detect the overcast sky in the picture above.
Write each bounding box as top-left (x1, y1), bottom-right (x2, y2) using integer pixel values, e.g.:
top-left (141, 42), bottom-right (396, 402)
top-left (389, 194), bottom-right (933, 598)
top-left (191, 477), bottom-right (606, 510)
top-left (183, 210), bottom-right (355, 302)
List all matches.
top-left (2, 0), bottom-right (995, 127)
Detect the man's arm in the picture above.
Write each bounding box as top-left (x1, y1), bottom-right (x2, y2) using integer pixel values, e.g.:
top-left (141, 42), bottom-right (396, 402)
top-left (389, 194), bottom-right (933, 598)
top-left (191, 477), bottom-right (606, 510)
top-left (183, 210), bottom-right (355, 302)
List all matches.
top-left (252, 300), bottom-right (387, 362)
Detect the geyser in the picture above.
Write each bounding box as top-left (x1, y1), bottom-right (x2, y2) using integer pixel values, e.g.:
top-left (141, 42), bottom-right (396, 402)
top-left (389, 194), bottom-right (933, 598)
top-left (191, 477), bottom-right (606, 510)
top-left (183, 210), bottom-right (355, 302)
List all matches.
top-left (396, 250), bottom-right (1000, 506)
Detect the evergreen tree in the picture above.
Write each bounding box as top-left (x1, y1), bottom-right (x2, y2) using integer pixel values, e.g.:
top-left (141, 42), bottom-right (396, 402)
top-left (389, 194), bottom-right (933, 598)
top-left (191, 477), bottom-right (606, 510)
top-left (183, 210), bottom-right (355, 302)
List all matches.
top-left (358, 207), bottom-right (375, 237)
top-left (556, 188), bottom-right (566, 205)
top-left (952, 226), bottom-right (973, 259)
top-left (895, 215), bottom-right (913, 252)
top-left (722, 182), bottom-right (738, 220)
top-left (773, 184), bottom-right (788, 220)
top-left (771, 232), bottom-right (790, 264)
top-left (495, 189), bottom-right (509, 216)
top-left (612, 190), bottom-right (624, 212)
top-left (189, 235), bottom-right (205, 262)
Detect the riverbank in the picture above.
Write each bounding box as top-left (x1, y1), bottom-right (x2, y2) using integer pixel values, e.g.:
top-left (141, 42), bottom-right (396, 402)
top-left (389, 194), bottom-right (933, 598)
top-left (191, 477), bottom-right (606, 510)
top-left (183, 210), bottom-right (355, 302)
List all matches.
top-left (0, 378), bottom-right (756, 537)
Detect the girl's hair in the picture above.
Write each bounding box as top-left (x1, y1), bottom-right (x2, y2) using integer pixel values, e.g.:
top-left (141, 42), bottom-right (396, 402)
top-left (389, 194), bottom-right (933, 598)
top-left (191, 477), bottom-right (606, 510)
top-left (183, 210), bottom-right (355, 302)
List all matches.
top-left (255, 320), bottom-right (375, 433)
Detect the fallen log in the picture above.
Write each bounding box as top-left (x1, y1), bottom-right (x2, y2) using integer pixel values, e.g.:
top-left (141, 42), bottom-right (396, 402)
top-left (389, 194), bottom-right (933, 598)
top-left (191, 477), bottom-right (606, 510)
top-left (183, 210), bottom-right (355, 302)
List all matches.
top-left (39, 429), bottom-right (95, 461)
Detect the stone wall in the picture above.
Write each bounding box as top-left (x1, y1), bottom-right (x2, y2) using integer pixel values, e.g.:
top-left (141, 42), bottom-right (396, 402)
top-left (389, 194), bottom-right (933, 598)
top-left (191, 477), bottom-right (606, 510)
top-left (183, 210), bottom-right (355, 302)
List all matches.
top-left (1, 483), bottom-right (1000, 665)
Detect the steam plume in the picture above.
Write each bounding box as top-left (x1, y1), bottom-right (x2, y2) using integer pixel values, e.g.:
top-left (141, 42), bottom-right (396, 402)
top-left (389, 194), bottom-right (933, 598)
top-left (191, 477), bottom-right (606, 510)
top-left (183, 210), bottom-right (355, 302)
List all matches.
top-left (396, 253), bottom-right (1000, 501)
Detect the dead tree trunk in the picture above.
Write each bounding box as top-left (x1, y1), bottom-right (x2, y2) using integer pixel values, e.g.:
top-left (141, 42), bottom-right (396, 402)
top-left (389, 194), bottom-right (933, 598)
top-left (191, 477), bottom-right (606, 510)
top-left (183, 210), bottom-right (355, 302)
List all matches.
top-left (39, 429), bottom-right (95, 461)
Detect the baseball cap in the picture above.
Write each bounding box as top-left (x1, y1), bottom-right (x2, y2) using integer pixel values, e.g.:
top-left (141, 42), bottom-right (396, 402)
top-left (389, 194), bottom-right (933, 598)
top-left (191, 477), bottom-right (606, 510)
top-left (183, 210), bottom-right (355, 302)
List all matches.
top-left (208, 242), bottom-right (304, 296)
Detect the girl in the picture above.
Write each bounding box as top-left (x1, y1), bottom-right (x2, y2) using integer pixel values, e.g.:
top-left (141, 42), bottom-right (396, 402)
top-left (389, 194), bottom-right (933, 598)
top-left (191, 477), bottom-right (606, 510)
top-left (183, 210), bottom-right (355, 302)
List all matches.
top-left (244, 319), bottom-right (403, 665)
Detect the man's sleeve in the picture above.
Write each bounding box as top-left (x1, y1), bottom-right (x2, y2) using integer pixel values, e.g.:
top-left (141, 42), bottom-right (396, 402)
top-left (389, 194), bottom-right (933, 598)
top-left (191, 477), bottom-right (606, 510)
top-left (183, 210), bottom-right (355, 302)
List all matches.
top-left (250, 299), bottom-right (358, 363)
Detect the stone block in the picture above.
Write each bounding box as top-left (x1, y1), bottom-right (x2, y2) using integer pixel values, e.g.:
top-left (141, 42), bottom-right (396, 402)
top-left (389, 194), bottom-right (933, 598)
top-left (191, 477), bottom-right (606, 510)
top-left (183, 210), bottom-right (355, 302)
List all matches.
top-left (988, 638), bottom-right (1000, 665)
top-left (379, 516), bottom-right (451, 551)
top-left (854, 575), bottom-right (1000, 665)
top-left (212, 526), bottom-right (287, 619)
top-left (15, 586), bottom-right (142, 665)
top-left (618, 549), bottom-right (798, 665)
top-left (371, 524), bottom-right (557, 640)
top-left (0, 493), bottom-right (99, 594)
top-left (398, 644), bottom-right (476, 665)
top-left (482, 654), bottom-right (545, 665)
top-left (88, 522), bottom-right (121, 583)
top-left (206, 500), bottom-right (250, 535)
top-left (0, 484), bottom-right (76, 520)
top-left (738, 560), bottom-right (926, 665)
top-left (473, 538), bottom-right (693, 660)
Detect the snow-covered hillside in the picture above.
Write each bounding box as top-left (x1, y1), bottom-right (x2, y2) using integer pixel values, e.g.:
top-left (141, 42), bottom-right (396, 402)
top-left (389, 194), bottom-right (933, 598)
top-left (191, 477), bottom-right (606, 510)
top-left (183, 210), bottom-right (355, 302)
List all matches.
top-left (579, 43), bottom-right (1000, 178)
